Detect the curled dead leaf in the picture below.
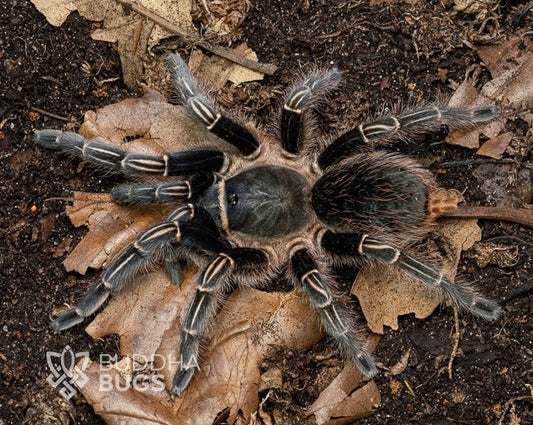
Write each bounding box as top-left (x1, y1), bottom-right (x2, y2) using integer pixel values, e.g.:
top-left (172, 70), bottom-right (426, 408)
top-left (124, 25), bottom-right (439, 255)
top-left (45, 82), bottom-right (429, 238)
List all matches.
top-left (353, 218), bottom-right (482, 334)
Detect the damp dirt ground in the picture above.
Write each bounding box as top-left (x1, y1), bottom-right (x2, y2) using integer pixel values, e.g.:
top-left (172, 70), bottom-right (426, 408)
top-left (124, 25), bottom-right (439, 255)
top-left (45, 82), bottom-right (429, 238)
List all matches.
top-left (1, 1), bottom-right (532, 424)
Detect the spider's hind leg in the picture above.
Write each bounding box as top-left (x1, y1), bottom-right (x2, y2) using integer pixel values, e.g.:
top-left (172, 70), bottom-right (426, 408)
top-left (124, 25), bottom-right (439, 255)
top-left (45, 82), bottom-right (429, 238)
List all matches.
top-left (321, 231), bottom-right (502, 321)
top-left (289, 246), bottom-right (378, 378)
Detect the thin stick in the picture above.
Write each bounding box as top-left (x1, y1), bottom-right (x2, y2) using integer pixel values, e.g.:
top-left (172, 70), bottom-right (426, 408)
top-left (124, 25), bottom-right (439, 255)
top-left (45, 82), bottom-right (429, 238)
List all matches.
top-left (30, 106), bottom-right (74, 123)
top-left (447, 307), bottom-right (460, 380)
top-left (441, 206), bottom-right (533, 228)
top-left (115, 0), bottom-right (278, 75)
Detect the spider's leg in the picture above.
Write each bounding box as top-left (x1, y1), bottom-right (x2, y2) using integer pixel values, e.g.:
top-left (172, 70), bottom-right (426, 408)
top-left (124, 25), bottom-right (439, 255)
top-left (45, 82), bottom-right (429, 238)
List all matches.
top-left (34, 130), bottom-right (226, 177)
top-left (51, 204), bottom-right (228, 331)
top-left (111, 173), bottom-right (215, 205)
top-left (167, 53), bottom-right (260, 157)
top-left (281, 69), bottom-right (342, 154)
top-left (321, 231), bottom-right (502, 320)
top-left (289, 246), bottom-right (378, 378)
top-left (172, 247), bottom-right (269, 396)
top-left (318, 104), bottom-right (499, 169)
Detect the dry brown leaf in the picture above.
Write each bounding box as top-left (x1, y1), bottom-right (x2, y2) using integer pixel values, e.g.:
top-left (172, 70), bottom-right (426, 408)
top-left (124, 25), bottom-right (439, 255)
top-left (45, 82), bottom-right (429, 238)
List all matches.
top-left (307, 362), bottom-right (381, 425)
top-left (446, 34), bottom-right (533, 148)
top-left (353, 218), bottom-right (482, 334)
top-left (31, 0), bottom-right (193, 87)
top-left (476, 131), bottom-right (513, 159)
top-left (188, 44), bottom-right (265, 92)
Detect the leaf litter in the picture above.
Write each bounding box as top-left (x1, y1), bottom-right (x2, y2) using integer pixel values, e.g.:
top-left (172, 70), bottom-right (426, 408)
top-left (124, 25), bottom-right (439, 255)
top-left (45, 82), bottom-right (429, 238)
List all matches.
top-left (46, 84), bottom-right (517, 424)
top-left (32, 3), bottom-right (533, 422)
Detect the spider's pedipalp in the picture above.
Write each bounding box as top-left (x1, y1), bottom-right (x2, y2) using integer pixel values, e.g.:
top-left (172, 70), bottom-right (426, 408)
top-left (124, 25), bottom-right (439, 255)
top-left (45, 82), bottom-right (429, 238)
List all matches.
top-left (173, 247), bottom-right (269, 396)
top-left (35, 129), bottom-right (226, 176)
top-left (318, 104), bottom-right (499, 169)
top-left (167, 53), bottom-right (260, 157)
top-left (289, 247), bottom-right (378, 378)
top-left (321, 231), bottom-right (502, 321)
top-left (281, 68), bottom-right (342, 154)
top-left (111, 173), bottom-right (215, 205)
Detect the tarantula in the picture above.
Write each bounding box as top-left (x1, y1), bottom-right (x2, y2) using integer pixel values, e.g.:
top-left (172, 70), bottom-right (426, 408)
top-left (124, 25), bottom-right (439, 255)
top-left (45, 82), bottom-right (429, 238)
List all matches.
top-left (35, 53), bottom-right (502, 397)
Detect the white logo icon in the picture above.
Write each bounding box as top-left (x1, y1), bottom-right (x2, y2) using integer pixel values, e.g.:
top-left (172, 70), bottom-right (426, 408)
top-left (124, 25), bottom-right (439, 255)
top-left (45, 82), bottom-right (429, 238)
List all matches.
top-left (46, 345), bottom-right (90, 400)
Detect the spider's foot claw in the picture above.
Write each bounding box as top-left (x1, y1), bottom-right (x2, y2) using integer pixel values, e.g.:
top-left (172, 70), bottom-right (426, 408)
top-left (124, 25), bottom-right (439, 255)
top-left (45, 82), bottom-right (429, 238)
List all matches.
top-left (171, 367), bottom-right (195, 397)
top-left (472, 299), bottom-right (502, 321)
top-left (34, 129), bottom-right (62, 148)
top-left (51, 309), bottom-right (84, 331)
top-left (471, 105), bottom-right (499, 123)
top-left (355, 353), bottom-right (379, 379)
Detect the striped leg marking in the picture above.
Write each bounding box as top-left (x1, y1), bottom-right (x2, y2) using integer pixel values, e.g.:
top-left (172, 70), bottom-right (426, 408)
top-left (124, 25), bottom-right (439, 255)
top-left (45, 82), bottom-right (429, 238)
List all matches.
top-left (172, 253), bottom-right (234, 397)
top-left (172, 247), bottom-right (268, 396)
top-left (51, 220), bottom-right (181, 331)
top-left (35, 130), bottom-right (225, 176)
top-left (321, 231), bottom-right (501, 321)
top-left (290, 248), bottom-right (378, 378)
top-left (167, 53), bottom-right (260, 156)
top-left (111, 173), bottom-right (215, 205)
top-left (317, 104), bottom-right (499, 170)
top-left (281, 69), bottom-right (342, 154)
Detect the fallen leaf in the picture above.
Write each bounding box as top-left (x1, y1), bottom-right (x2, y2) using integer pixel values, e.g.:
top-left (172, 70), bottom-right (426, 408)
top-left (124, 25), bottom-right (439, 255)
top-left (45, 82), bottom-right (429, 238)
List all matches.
top-left (307, 362), bottom-right (381, 425)
top-left (476, 131), bottom-right (513, 159)
top-left (31, 0), bottom-right (193, 87)
top-left (353, 218), bottom-right (482, 334)
top-left (446, 34), bottom-right (533, 148)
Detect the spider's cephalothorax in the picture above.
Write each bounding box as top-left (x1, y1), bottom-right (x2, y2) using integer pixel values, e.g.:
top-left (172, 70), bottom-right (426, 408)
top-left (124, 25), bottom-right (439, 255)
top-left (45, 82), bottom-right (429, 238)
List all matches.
top-left (35, 53), bottom-right (502, 397)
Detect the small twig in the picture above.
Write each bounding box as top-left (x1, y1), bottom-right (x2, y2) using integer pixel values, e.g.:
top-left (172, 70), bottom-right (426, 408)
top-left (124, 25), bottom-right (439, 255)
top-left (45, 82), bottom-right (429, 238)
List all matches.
top-left (115, 0), bottom-right (278, 75)
top-left (447, 307), bottom-right (461, 380)
top-left (441, 206), bottom-right (533, 228)
top-left (30, 106), bottom-right (75, 123)
top-left (439, 158), bottom-right (515, 168)
top-left (497, 384), bottom-right (533, 425)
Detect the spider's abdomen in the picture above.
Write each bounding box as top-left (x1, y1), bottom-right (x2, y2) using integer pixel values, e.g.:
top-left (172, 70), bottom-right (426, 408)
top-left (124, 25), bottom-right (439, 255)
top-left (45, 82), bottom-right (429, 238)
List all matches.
top-left (200, 165), bottom-right (312, 239)
top-left (312, 152), bottom-right (433, 240)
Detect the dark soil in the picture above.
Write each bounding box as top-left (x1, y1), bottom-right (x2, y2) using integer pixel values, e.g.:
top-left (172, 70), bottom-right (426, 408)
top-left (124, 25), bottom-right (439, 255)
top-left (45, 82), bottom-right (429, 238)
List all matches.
top-left (1, 1), bottom-right (532, 424)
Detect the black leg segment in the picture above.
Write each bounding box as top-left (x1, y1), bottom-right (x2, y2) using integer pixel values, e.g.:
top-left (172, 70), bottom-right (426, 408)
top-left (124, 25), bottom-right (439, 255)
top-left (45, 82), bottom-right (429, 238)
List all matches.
top-left (290, 247), bottom-right (378, 378)
top-left (321, 231), bottom-right (501, 321)
top-left (167, 53), bottom-right (260, 157)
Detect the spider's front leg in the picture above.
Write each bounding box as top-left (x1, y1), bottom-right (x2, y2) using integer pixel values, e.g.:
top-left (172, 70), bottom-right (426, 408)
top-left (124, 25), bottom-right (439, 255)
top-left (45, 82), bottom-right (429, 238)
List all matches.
top-left (168, 53), bottom-right (261, 157)
top-left (280, 69), bottom-right (342, 154)
top-left (172, 247), bottom-right (269, 396)
top-left (288, 246), bottom-right (378, 378)
top-left (51, 204), bottom-right (227, 331)
top-left (321, 231), bottom-right (502, 320)
top-left (34, 130), bottom-right (226, 177)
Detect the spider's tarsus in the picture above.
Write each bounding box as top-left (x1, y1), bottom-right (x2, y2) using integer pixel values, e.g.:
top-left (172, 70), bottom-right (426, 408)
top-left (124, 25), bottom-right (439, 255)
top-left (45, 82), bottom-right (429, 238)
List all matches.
top-left (355, 353), bottom-right (379, 379)
top-left (171, 367), bottom-right (195, 397)
top-left (440, 280), bottom-right (502, 321)
top-left (470, 104), bottom-right (500, 123)
top-left (51, 309), bottom-right (84, 331)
